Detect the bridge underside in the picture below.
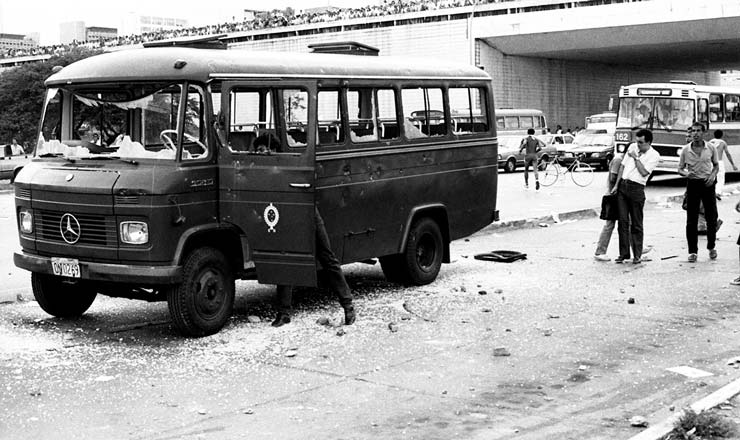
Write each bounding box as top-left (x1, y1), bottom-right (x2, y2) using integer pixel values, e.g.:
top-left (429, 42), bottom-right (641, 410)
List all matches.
top-left (480, 17), bottom-right (740, 70)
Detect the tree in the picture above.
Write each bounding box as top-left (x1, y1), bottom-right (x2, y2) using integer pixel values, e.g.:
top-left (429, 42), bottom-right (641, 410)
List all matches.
top-left (0, 47), bottom-right (101, 146)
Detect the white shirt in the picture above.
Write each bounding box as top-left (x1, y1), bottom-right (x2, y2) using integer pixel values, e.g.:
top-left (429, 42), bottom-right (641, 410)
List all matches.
top-left (621, 143), bottom-right (660, 185)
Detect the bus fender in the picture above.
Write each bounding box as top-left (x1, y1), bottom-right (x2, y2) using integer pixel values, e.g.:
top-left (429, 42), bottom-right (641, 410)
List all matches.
top-left (172, 223), bottom-right (245, 272)
top-left (398, 204), bottom-right (450, 263)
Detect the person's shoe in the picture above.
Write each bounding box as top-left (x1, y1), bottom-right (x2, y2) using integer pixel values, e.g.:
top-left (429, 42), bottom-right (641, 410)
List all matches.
top-left (716, 219), bottom-right (723, 232)
top-left (716, 194), bottom-right (722, 201)
top-left (594, 254), bottom-right (610, 262)
top-left (632, 257), bottom-right (642, 264)
top-left (344, 306), bottom-right (356, 325)
top-left (271, 313), bottom-right (291, 327)
top-left (614, 256), bottom-right (627, 264)
top-left (688, 253), bottom-right (697, 263)
top-left (709, 249), bottom-right (718, 260)
top-left (731, 277), bottom-right (740, 286)
top-left (524, 183), bottom-right (529, 189)
top-left (535, 181), bottom-right (540, 190)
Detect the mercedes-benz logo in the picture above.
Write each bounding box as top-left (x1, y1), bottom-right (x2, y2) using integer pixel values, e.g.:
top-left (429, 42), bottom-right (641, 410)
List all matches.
top-left (59, 213), bottom-right (81, 244)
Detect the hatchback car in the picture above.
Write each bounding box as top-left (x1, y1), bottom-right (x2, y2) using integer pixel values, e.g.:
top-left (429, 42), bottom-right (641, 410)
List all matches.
top-left (497, 135), bottom-right (557, 173)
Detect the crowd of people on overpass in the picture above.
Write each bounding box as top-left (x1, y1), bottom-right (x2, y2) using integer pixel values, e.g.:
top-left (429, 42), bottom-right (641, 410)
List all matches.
top-left (1, 0), bottom-right (587, 59)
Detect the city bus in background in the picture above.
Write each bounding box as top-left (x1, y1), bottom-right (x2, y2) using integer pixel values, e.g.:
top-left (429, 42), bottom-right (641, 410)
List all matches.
top-left (12, 37), bottom-right (498, 336)
top-left (495, 108), bottom-right (548, 136)
top-left (614, 80), bottom-right (740, 175)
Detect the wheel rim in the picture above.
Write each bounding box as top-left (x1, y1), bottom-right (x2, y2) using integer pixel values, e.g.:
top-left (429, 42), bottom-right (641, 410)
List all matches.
top-left (194, 268), bottom-right (226, 319)
top-left (416, 232), bottom-right (438, 272)
top-left (541, 163), bottom-right (558, 186)
top-left (571, 163), bottom-right (594, 186)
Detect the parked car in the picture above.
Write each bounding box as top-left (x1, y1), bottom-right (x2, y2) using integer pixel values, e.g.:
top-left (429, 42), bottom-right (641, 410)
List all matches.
top-left (538, 133), bottom-right (576, 149)
top-left (557, 130), bottom-right (615, 170)
top-left (497, 135), bottom-right (557, 173)
top-left (0, 145), bottom-right (31, 180)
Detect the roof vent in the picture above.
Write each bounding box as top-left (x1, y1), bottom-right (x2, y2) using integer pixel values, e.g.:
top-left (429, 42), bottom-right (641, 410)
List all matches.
top-left (308, 41), bottom-right (379, 56)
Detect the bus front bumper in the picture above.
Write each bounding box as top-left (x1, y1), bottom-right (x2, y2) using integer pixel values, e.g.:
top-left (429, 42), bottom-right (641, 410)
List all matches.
top-left (14, 251), bottom-right (183, 285)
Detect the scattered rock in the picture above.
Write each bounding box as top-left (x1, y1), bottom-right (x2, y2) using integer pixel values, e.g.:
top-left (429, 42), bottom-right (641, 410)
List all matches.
top-left (400, 315), bottom-right (412, 321)
top-left (16, 294), bottom-right (27, 302)
top-left (284, 349), bottom-right (298, 357)
top-left (539, 223), bottom-right (549, 228)
top-left (481, 308), bottom-right (492, 313)
top-left (629, 416), bottom-right (648, 427)
top-left (243, 409), bottom-right (254, 415)
top-left (547, 314), bottom-right (560, 319)
top-left (336, 329), bottom-right (346, 337)
top-left (246, 315), bottom-right (261, 324)
top-left (478, 290), bottom-right (487, 295)
top-left (578, 365), bottom-right (588, 371)
top-left (460, 286), bottom-right (467, 292)
top-left (388, 322), bottom-right (398, 333)
top-left (505, 328), bottom-right (512, 332)
top-left (543, 329), bottom-right (553, 337)
top-left (442, 390), bottom-right (448, 395)
top-left (28, 389), bottom-right (42, 397)
top-left (494, 288), bottom-right (503, 294)
top-left (94, 375), bottom-right (115, 382)
top-left (669, 405), bottom-right (675, 412)
top-left (727, 356), bottom-right (740, 365)
top-left (493, 347), bottom-right (511, 357)
top-left (316, 317), bottom-right (331, 326)
top-left (198, 409), bottom-right (208, 415)
top-left (627, 297), bottom-right (635, 304)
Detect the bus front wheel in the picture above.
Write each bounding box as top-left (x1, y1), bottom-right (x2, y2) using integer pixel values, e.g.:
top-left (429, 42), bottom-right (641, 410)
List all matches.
top-left (31, 273), bottom-right (97, 318)
top-left (167, 247), bottom-right (235, 337)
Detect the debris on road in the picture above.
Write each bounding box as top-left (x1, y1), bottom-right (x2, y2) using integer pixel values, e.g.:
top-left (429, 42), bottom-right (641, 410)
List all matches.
top-left (627, 297), bottom-right (635, 304)
top-left (493, 347), bottom-right (511, 357)
top-left (316, 317), bottom-right (331, 326)
top-left (246, 315), bottom-right (261, 324)
top-left (629, 415), bottom-right (648, 427)
top-left (284, 349), bottom-right (298, 357)
top-left (388, 322), bottom-right (398, 332)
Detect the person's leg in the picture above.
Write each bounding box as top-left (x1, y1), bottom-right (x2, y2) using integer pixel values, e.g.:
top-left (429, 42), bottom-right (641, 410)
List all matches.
top-left (532, 157), bottom-right (540, 189)
top-left (628, 185), bottom-right (645, 261)
top-left (315, 209), bottom-right (355, 324)
top-left (616, 184), bottom-right (631, 260)
top-left (685, 181), bottom-right (701, 255)
top-left (523, 157), bottom-right (530, 186)
top-left (717, 160), bottom-right (726, 197)
top-left (272, 284), bottom-right (293, 327)
top-left (702, 181), bottom-right (718, 252)
top-left (595, 219), bottom-right (616, 256)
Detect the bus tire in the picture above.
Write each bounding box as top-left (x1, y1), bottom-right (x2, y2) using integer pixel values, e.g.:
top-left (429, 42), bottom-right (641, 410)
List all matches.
top-left (31, 273), bottom-right (97, 318)
top-left (379, 254), bottom-right (405, 283)
top-left (401, 217), bottom-right (444, 286)
top-left (167, 247), bottom-right (235, 337)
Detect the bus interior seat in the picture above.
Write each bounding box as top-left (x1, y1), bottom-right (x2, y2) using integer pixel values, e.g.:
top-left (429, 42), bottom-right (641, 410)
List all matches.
top-left (229, 131), bottom-right (256, 151)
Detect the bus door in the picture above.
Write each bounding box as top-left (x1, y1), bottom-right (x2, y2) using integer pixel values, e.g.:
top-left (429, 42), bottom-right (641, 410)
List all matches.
top-left (218, 81), bottom-right (317, 286)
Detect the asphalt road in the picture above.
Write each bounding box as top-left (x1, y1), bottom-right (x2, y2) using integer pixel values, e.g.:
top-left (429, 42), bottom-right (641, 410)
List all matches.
top-left (3, 174), bottom-right (740, 439)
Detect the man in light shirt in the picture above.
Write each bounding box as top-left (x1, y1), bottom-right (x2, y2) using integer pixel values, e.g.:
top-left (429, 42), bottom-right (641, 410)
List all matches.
top-left (678, 122), bottom-right (719, 263)
top-left (612, 129), bottom-right (660, 264)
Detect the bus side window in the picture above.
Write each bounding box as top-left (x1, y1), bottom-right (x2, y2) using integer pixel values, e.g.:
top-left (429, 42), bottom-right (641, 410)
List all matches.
top-left (348, 88), bottom-right (378, 143)
top-left (377, 88), bottom-right (399, 140)
top-left (401, 87), bottom-right (446, 139)
top-left (450, 87), bottom-right (489, 135)
top-left (317, 89), bottom-right (344, 146)
top-left (725, 94), bottom-right (740, 122)
top-left (709, 94), bottom-right (723, 122)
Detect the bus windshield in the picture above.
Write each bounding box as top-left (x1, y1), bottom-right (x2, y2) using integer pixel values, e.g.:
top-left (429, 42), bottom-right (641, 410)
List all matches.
top-left (617, 97), bottom-right (695, 131)
top-left (37, 82), bottom-right (207, 160)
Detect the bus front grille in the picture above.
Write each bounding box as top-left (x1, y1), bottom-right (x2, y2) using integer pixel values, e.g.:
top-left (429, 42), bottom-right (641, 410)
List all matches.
top-left (36, 211), bottom-right (117, 246)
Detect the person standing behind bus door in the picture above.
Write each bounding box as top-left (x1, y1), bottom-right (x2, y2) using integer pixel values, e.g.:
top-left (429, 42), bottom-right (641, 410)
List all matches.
top-left (519, 128), bottom-right (545, 190)
top-left (678, 122), bottom-right (719, 263)
top-left (272, 207), bottom-right (356, 327)
top-left (613, 129), bottom-right (660, 264)
top-left (708, 129), bottom-right (737, 200)
top-left (594, 153), bottom-right (624, 261)
top-left (10, 138), bottom-right (24, 155)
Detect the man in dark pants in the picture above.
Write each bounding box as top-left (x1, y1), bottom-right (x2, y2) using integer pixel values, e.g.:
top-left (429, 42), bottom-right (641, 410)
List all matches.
top-left (272, 208), bottom-right (356, 327)
top-left (613, 128), bottom-right (660, 264)
top-left (678, 122), bottom-right (719, 263)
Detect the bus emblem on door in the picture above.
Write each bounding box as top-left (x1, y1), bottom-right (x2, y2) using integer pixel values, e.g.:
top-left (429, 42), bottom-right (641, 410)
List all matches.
top-left (264, 203), bottom-right (279, 233)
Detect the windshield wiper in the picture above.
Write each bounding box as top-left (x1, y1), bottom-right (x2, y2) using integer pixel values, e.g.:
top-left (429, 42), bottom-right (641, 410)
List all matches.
top-left (79, 155), bottom-right (138, 165)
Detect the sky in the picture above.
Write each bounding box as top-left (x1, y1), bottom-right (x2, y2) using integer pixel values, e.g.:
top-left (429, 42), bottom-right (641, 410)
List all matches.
top-left (0, 0), bottom-right (380, 45)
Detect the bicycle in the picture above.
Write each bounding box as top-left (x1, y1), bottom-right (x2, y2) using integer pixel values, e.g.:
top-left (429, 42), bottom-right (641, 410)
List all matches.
top-left (539, 153), bottom-right (594, 187)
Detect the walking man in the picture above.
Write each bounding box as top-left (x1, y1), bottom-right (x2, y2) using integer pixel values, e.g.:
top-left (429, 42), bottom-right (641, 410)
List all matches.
top-left (707, 129), bottom-right (737, 199)
top-left (613, 128), bottom-right (660, 264)
top-left (519, 128), bottom-right (545, 190)
top-left (272, 207), bottom-right (356, 327)
top-left (678, 122), bottom-right (719, 262)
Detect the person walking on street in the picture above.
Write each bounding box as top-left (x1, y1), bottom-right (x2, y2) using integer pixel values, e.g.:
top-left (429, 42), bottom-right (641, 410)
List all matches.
top-left (272, 207), bottom-right (356, 327)
top-left (678, 122), bottom-right (719, 263)
top-left (707, 129), bottom-right (737, 199)
top-left (519, 128), bottom-right (545, 190)
top-left (613, 129), bottom-right (660, 264)
top-left (594, 153), bottom-right (623, 261)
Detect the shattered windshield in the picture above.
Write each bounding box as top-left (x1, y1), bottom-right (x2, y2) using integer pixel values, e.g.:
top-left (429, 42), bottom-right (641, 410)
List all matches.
top-left (37, 82), bottom-right (208, 160)
top-left (617, 97), bottom-right (695, 131)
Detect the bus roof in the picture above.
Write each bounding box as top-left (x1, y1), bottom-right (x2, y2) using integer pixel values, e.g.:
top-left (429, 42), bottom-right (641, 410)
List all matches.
top-left (494, 108), bottom-right (544, 116)
top-left (622, 82), bottom-right (740, 95)
top-left (46, 47), bottom-right (491, 86)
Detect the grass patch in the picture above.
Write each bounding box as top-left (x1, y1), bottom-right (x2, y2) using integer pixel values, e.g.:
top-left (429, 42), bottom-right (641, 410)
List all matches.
top-left (663, 408), bottom-right (738, 440)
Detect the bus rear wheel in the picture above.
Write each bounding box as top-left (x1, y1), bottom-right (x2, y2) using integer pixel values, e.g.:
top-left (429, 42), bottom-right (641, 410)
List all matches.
top-left (167, 247), bottom-right (235, 337)
top-left (31, 273), bottom-right (97, 318)
top-left (383, 217), bottom-right (444, 286)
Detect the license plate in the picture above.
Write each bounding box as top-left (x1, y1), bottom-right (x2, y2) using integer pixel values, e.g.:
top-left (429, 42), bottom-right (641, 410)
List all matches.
top-left (51, 258), bottom-right (80, 278)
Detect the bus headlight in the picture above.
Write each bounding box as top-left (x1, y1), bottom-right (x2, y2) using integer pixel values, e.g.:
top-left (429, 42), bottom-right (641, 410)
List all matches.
top-left (19, 209), bottom-right (33, 234)
top-left (120, 221), bottom-right (149, 244)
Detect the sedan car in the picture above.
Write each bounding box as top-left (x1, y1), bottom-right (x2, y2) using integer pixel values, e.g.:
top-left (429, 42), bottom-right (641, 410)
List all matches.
top-left (497, 135), bottom-right (557, 173)
top-left (557, 131), bottom-right (615, 170)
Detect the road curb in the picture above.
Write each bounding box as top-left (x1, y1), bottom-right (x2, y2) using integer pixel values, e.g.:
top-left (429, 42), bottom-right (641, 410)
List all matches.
top-left (627, 376), bottom-right (740, 440)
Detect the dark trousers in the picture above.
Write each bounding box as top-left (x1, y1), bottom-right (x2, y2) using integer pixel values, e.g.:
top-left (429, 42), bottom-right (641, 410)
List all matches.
top-left (276, 208), bottom-right (353, 315)
top-left (685, 178), bottom-right (718, 254)
top-left (617, 180), bottom-right (646, 260)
